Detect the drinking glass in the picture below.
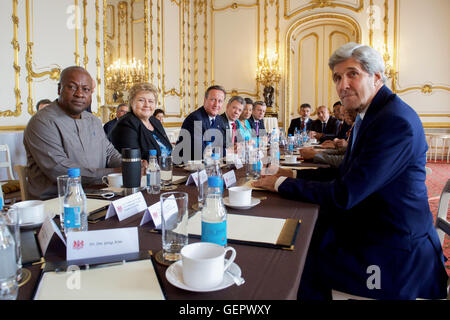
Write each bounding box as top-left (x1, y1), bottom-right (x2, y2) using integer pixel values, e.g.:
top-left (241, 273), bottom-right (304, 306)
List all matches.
top-left (3, 208), bottom-right (22, 282)
top-left (160, 155), bottom-right (173, 190)
top-left (57, 175), bottom-right (70, 231)
top-left (160, 192), bottom-right (188, 262)
top-left (196, 165), bottom-right (208, 210)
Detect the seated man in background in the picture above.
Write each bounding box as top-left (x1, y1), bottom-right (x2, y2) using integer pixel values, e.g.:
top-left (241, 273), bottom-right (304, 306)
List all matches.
top-left (152, 108), bottom-right (165, 123)
top-left (24, 66), bottom-right (122, 199)
top-left (103, 103), bottom-right (129, 138)
top-left (288, 103), bottom-right (313, 135)
top-left (300, 106), bottom-right (356, 168)
top-left (36, 99), bottom-right (52, 111)
top-left (174, 85), bottom-right (227, 162)
top-left (248, 101), bottom-right (267, 140)
top-left (310, 105), bottom-right (339, 142)
top-left (220, 95), bottom-right (245, 150)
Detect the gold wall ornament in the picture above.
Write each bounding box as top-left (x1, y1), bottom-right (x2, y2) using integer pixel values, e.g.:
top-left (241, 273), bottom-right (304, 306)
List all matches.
top-left (284, 0), bottom-right (364, 19)
top-left (392, 0), bottom-right (450, 95)
top-left (74, 0), bottom-right (80, 65)
top-left (2, 0), bottom-right (22, 117)
top-left (25, 0), bottom-right (61, 116)
top-left (82, 0), bottom-right (89, 69)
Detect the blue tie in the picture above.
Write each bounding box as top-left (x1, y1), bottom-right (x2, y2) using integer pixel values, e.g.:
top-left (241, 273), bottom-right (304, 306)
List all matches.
top-left (210, 118), bottom-right (216, 128)
top-left (351, 114), bottom-right (362, 152)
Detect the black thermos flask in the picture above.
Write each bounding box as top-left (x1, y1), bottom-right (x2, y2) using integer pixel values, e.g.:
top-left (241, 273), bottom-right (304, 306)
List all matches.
top-left (121, 148), bottom-right (141, 195)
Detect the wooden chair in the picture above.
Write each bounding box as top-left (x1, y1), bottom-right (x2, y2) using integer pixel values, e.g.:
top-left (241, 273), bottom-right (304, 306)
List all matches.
top-left (14, 165), bottom-right (31, 201)
top-left (0, 144), bottom-right (15, 180)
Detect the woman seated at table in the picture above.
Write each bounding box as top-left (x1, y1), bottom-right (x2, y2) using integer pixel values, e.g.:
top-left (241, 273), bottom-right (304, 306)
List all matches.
top-left (237, 98), bottom-right (253, 142)
top-left (110, 83), bottom-right (172, 161)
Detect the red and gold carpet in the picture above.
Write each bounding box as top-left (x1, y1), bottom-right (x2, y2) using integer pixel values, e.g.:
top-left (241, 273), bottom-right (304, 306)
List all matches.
top-left (425, 161), bottom-right (450, 276)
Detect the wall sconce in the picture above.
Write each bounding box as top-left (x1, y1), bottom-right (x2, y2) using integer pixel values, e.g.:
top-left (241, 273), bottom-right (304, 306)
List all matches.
top-left (256, 52), bottom-right (281, 117)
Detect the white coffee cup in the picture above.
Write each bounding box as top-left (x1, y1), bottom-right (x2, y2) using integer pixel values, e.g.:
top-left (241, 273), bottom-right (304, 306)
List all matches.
top-left (228, 186), bottom-right (252, 206)
top-left (285, 155), bottom-right (297, 163)
top-left (181, 242), bottom-right (236, 290)
top-left (12, 200), bottom-right (45, 225)
top-left (102, 173), bottom-right (123, 188)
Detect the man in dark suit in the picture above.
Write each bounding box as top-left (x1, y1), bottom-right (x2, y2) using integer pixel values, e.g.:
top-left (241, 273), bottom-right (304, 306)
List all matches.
top-left (288, 103), bottom-right (313, 135)
top-left (247, 100), bottom-right (266, 138)
top-left (334, 102), bottom-right (352, 139)
top-left (310, 105), bottom-right (339, 142)
top-left (254, 42), bottom-right (448, 300)
top-left (220, 95), bottom-right (244, 148)
top-left (103, 103), bottom-right (129, 138)
top-left (174, 85), bottom-right (227, 162)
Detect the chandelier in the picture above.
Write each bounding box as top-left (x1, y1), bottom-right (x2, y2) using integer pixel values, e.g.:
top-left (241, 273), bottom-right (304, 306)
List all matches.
top-left (106, 58), bottom-right (146, 103)
top-left (256, 53), bottom-right (281, 87)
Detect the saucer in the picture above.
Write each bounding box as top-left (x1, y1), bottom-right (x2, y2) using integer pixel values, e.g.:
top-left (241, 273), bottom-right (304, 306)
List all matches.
top-left (223, 197), bottom-right (260, 210)
top-left (165, 259), bottom-right (241, 292)
top-left (281, 161), bottom-right (299, 165)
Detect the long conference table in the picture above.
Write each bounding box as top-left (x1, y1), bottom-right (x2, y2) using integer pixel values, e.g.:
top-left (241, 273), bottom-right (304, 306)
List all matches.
top-left (17, 164), bottom-right (323, 300)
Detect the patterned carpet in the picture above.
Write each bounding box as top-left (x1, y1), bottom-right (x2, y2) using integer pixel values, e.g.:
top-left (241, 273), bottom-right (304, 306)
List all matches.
top-left (425, 161), bottom-right (450, 276)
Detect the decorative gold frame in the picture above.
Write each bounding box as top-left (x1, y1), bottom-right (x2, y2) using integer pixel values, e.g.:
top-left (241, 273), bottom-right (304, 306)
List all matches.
top-left (210, 0), bottom-right (262, 99)
top-left (1, 0), bottom-right (22, 117)
top-left (284, 0), bottom-right (364, 19)
top-left (25, 0), bottom-right (61, 116)
top-left (392, 0), bottom-right (450, 94)
top-left (285, 13), bottom-right (361, 129)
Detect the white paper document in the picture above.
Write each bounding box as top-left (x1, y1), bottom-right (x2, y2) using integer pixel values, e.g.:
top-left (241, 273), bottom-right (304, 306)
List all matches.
top-left (34, 259), bottom-right (165, 300)
top-left (188, 213), bottom-right (286, 245)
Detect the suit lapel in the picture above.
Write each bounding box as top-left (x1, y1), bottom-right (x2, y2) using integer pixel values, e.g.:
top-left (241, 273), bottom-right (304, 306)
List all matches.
top-left (341, 86), bottom-right (394, 170)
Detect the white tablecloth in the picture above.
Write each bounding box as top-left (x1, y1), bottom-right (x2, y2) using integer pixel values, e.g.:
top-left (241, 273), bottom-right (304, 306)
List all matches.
top-left (0, 130), bottom-right (26, 180)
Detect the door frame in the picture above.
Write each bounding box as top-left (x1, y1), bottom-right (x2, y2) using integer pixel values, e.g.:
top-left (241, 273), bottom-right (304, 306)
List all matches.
top-left (283, 13), bottom-right (361, 130)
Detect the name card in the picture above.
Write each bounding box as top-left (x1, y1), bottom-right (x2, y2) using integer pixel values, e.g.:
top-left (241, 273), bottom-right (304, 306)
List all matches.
top-left (222, 170), bottom-right (237, 188)
top-left (38, 217), bottom-right (66, 255)
top-left (140, 195), bottom-right (178, 229)
top-left (186, 169), bottom-right (207, 187)
top-left (66, 227), bottom-right (139, 261)
top-left (105, 192), bottom-right (147, 221)
top-left (234, 157), bottom-right (243, 170)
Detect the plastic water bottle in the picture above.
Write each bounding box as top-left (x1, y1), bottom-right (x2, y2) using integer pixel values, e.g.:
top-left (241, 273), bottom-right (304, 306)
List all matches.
top-left (0, 200), bottom-right (18, 300)
top-left (244, 137), bottom-right (251, 178)
top-left (279, 128), bottom-right (287, 148)
top-left (201, 176), bottom-right (227, 246)
top-left (64, 168), bottom-right (87, 234)
top-left (146, 149), bottom-right (161, 194)
top-left (206, 153), bottom-right (223, 193)
top-left (287, 134), bottom-right (295, 155)
top-left (302, 127), bottom-right (309, 145)
top-left (270, 134), bottom-right (280, 166)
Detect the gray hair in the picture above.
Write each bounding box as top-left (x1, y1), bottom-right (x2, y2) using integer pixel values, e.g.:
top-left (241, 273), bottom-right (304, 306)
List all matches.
top-left (328, 42), bottom-right (386, 83)
top-left (227, 95), bottom-right (245, 106)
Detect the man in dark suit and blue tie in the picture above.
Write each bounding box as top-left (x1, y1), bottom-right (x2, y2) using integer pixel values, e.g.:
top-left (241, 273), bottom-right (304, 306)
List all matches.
top-left (254, 42), bottom-right (448, 299)
top-left (288, 103), bottom-right (313, 135)
top-left (174, 85), bottom-right (227, 162)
